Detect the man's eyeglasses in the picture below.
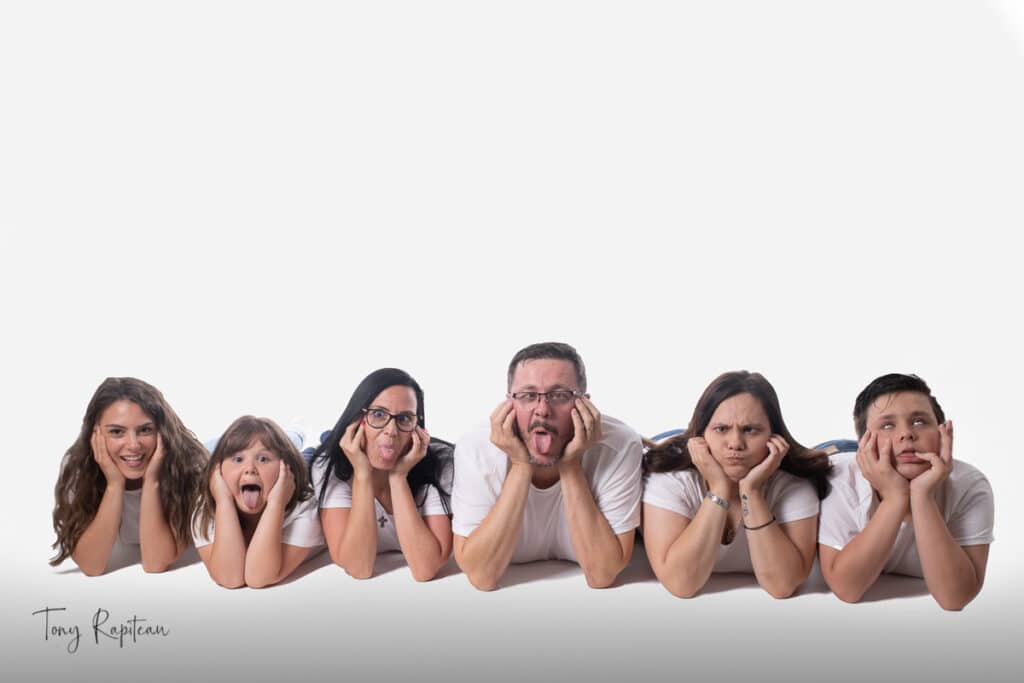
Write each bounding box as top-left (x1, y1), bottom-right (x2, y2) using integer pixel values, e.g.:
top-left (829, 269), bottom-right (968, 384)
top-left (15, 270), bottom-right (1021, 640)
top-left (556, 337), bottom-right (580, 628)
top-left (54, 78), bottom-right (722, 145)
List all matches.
top-left (507, 391), bottom-right (582, 407)
top-left (362, 408), bottom-right (419, 432)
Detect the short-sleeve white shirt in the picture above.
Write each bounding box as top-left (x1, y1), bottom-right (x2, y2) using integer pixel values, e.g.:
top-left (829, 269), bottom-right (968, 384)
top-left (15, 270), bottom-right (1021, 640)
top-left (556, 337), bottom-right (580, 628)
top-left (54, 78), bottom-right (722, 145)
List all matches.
top-left (312, 458), bottom-right (450, 554)
top-left (192, 496), bottom-right (324, 548)
top-left (818, 453), bottom-right (994, 577)
top-left (451, 415), bottom-right (643, 564)
top-left (117, 488), bottom-right (142, 545)
top-left (643, 468), bottom-right (820, 573)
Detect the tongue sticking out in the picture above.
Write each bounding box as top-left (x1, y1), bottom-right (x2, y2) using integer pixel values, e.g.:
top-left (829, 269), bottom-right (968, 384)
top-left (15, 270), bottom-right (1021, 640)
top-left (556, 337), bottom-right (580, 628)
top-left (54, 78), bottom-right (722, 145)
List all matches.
top-left (242, 487), bottom-right (261, 510)
top-left (532, 431), bottom-right (553, 455)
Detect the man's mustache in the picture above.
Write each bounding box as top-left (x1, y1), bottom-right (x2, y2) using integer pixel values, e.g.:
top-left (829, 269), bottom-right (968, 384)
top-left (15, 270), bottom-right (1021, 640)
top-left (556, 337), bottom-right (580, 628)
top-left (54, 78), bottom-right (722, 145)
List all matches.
top-left (528, 421), bottom-right (559, 436)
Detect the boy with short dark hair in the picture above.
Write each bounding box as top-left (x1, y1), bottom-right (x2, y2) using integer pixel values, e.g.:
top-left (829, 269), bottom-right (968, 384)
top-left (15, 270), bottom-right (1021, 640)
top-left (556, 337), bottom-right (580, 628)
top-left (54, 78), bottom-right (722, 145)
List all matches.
top-left (818, 374), bottom-right (993, 610)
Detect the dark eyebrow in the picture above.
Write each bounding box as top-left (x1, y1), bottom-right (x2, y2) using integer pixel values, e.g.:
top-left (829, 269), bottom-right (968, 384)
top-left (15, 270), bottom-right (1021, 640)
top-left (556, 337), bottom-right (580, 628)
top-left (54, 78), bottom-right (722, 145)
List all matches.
top-left (876, 412), bottom-right (932, 421)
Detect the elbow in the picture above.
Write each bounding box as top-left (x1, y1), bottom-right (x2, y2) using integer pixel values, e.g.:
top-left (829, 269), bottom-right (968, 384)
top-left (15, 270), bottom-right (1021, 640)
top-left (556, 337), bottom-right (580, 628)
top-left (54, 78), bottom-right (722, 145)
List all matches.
top-left (935, 599), bottom-right (966, 612)
top-left (141, 559), bottom-right (171, 574)
top-left (330, 548), bottom-right (375, 580)
top-left (933, 590), bottom-right (978, 612)
top-left (463, 568), bottom-right (500, 592)
top-left (244, 572), bottom-right (280, 589)
top-left (662, 578), bottom-right (701, 599)
top-left (764, 583), bottom-right (798, 600)
top-left (409, 564), bottom-right (440, 583)
top-left (761, 573), bottom-right (803, 599)
top-left (583, 567), bottom-right (620, 589)
top-left (79, 564), bottom-right (107, 578)
top-left (831, 584), bottom-right (866, 604)
top-left (344, 567), bottom-right (374, 580)
top-left (652, 566), bottom-right (703, 598)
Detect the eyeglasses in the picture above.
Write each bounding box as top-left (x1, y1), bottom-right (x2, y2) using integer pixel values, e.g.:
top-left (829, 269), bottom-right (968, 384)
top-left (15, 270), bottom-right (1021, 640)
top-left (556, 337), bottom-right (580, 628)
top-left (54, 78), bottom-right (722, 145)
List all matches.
top-left (507, 390), bottom-right (582, 407)
top-left (362, 408), bottom-right (419, 432)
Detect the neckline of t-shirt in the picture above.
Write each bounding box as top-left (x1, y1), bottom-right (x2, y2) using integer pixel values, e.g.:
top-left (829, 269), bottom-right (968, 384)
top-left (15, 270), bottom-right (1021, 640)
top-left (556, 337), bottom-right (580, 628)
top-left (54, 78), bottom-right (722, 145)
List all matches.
top-left (529, 479), bottom-right (562, 495)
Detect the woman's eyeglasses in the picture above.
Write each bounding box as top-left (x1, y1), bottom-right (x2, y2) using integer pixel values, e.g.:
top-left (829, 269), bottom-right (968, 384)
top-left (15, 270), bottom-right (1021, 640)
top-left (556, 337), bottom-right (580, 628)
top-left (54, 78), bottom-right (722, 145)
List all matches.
top-left (362, 408), bottom-right (419, 432)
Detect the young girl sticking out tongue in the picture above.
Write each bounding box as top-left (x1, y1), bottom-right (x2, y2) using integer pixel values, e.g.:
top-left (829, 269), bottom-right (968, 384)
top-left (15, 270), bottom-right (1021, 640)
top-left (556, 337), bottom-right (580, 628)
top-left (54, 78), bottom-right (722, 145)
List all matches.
top-left (193, 416), bottom-right (322, 588)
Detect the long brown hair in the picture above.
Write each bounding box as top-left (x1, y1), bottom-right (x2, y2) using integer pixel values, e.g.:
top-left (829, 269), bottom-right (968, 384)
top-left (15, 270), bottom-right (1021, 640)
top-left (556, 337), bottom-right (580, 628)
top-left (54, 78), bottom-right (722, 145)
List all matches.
top-left (643, 371), bottom-right (832, 498)
top-left (194, 416), bottom-right (313, 542)
top-left (51, 377), bottom-right (208, 565)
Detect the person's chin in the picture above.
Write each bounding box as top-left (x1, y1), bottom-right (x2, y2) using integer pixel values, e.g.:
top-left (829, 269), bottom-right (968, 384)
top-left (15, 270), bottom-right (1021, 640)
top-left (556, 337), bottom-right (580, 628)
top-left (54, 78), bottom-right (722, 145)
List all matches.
top-left (527, 449), bottom-right (563, 468)
top-left (897, 462), bottom-right (929, 482)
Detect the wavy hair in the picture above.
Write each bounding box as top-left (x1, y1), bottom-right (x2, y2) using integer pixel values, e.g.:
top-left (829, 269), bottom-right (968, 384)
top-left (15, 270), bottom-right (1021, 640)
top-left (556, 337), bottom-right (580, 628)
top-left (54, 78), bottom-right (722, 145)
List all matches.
top-left (51, 377), bottom-right (208, 566)
top-left (310, 368), bottom-right (453, 514)
top-left (194, 416), bottom-right (314, 542)
top-left (643, 371), bottom-right (832, 499)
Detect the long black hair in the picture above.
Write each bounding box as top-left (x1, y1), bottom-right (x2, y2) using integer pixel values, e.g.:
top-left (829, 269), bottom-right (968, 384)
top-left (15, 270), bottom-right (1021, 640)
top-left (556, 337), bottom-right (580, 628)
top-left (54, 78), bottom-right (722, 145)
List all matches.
top-left (643, 371), bottom-right (832, 499)
top-left (310, 368), bottom-right (452, 514)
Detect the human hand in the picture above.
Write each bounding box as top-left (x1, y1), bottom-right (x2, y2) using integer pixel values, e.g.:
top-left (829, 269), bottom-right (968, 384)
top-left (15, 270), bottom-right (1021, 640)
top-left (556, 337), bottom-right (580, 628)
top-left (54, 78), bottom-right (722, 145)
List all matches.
top-left (561, 397), bottom-right (602, 467)
top-left (392, 426), bottom-right (429, 477)
top-left (210, 465), bottom-right (234, 505)
top-left (92, 427), bottom-right (125, 488)
top-left (856, 431), bottom-right (909, 504)
top-left (740, 434), bottom-right (788, 494)
top-left (910, 420), bottom-right (954, 499)
top-left (489, 399), bottom-right (530, 466)
top-left (268, 460), bottom-right (295, 507)
top-left (143, 432), bottom-right (165, 484)
top-left (340, 421), bottom-right (373, 477)
top-left (688, 437), bottom-right (730, 498)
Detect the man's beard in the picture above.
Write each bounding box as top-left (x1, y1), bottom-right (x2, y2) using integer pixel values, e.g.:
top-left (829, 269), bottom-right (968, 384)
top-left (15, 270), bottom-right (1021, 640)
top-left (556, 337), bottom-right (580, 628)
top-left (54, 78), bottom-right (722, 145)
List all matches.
top-left (526, 420), bottom-right (566, 467)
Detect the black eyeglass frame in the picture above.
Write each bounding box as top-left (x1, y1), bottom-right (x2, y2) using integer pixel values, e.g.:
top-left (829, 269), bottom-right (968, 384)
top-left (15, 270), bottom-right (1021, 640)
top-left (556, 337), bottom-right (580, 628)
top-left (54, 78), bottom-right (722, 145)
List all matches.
top-left (506, 390), bottom-right (584, 406)
top-left (361, 407), bottom-right (421, 432)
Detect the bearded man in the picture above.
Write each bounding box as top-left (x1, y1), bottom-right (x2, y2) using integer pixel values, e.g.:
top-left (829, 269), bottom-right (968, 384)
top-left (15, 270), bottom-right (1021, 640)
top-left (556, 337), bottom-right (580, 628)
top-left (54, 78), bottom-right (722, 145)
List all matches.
top-left (451, 342), bottom-right (642, 590)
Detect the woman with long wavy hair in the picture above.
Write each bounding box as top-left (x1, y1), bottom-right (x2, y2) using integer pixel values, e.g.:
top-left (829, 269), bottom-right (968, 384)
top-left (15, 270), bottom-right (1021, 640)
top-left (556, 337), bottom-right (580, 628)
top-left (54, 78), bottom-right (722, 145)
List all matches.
top-left (51, 377), bottom-right (207, 575)
top-left (642, 371), bottom-right (831, 598)
top-left (310, 368), bottom-right (453, 581)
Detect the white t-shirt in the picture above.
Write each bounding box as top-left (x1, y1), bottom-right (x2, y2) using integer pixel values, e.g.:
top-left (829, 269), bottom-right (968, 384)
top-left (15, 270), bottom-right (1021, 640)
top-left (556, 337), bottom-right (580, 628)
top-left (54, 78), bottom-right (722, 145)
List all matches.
top-left (451, 415), bottom-right (643, 564)
top-left (643, 468), bottom-right (820, 573)
top-left (192, 496), bottom-right (324, 548)
top-left (818, 453), bottom-right (995, 577)
top-left (312, 458), bottom-right (451, 554)
top-left (117, 488), bottom-right (142, 545)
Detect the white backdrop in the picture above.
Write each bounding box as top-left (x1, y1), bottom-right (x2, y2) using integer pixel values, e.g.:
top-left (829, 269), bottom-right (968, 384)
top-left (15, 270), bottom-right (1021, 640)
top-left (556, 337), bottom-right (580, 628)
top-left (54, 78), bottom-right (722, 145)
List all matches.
top-left (2, 2), bottom-right (1022, 681)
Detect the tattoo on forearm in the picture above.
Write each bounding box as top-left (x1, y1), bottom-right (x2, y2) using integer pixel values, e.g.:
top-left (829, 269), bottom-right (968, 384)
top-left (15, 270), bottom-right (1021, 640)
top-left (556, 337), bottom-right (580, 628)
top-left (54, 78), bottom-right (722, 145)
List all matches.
top-left (741, 493), bottom-right (749, 519)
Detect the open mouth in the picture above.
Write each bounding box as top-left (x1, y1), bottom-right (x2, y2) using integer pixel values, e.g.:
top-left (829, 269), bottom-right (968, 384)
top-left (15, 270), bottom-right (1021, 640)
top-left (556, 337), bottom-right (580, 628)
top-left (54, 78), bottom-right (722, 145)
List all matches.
top-left (531, 429), bottom-right (554, 455)
top-left (119, 454), bottom-right (146, 469)
top-left (240, 484), bottom-right (263, 509)
top-left (378, 442), bottom-right (397, 461)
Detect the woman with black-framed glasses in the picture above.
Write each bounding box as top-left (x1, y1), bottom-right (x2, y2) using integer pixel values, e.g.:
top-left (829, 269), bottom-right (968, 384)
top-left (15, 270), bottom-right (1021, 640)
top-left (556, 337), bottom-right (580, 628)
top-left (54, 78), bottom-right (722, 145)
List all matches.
top-left (309, 368), bottom-right (453, 581)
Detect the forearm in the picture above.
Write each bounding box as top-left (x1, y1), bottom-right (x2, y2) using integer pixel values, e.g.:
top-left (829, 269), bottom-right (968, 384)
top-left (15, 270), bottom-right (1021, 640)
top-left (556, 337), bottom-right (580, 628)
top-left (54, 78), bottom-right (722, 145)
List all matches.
top-left (390, 476), bottom-right (448, 581)
top-left (456, 464), bottom-right (532, 591)
top-left (207, 503), bottom-right (247, 588)
top-left (912, 492), bottom-right (982, 610)
top-left (650, 500), bottom-right (726, 598)
top-left (742, 490), bottom-right (809, 598)
top-left (138, 482), bottom-right (183, 572)
top-left (560, 462), bottom-right (629, 588)
top-left (328, 474), bottom-right (378, 579)
top-left (244, 502), bottom-right (288, 588)
top-left (71, 484), bottom-right (125, 576)
top-left (824, 497), bottom-right (906, 602)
